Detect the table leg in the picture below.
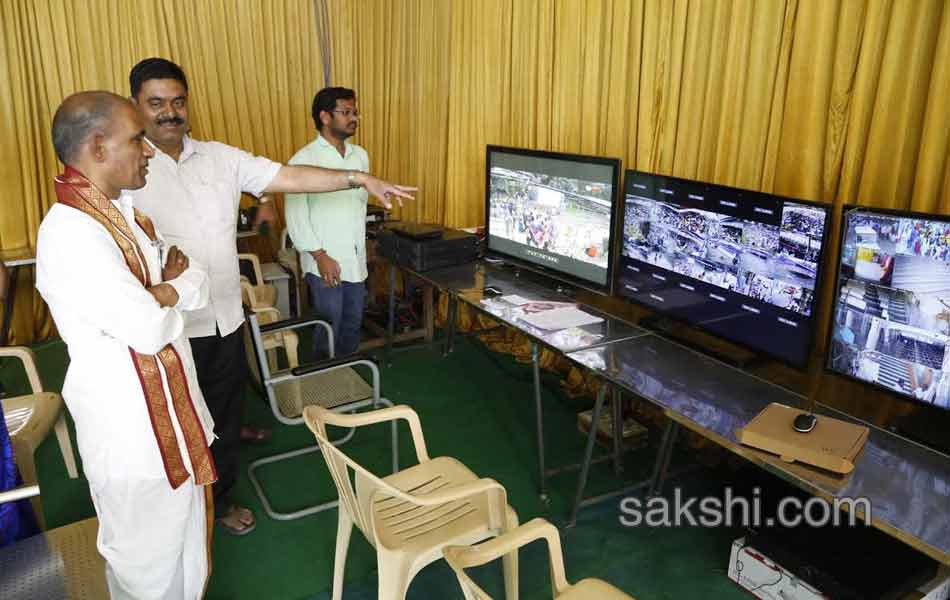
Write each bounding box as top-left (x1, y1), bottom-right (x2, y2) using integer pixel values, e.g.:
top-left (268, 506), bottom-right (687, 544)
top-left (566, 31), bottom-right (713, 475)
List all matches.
top-left (649, 420), bottom-right (679, 497)
top-left (569, 383), bottom-right (608, 526)
top-left (386, 263), bottom-right (396, 366)
top-left (611, 386), bottom-right (624, 476)
top-left (531, 342), bottom-right (548, 502)
top-left (423, 285), bottom-right (434, 344)
top-left (444, 295), bottom-right (458, 356)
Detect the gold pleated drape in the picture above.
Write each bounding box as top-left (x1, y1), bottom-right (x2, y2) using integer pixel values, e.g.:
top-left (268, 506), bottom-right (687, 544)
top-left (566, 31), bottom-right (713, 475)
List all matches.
top-left (3, 0), bottom-right (948, 359)
top-left (0, 0), bottom-right (325, 344)
top-left (327, 0), bottom-right (948, 224)
top-left (329, 0), bottom-right (948, 423)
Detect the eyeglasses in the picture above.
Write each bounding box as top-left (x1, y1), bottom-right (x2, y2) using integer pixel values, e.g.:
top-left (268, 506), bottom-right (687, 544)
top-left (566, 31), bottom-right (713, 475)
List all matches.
top-left (332, 109), bottom-right (361, 118)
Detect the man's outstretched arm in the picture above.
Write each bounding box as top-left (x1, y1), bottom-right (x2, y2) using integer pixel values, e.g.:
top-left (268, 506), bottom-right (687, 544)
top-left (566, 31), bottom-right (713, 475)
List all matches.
top-left (264, 165), bottom-right (416, 209)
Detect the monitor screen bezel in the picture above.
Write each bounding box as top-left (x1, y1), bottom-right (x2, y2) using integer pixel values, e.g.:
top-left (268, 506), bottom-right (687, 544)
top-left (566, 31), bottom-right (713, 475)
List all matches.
top-left (484, 145), bottom-right (622, 295)
top-left (613, 169), bottom-right (834, 370)
top-left (824, 203), bottom-right (950, 412)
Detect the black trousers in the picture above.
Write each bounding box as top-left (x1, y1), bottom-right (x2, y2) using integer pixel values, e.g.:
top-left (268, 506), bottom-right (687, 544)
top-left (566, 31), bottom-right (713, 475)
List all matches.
top-left (190, 325), bottom-right (246, 518)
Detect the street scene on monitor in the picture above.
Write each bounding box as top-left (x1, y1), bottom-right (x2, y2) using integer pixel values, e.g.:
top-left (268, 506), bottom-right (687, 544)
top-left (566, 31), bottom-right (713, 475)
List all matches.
top-left (621, 197), bottom-right (825, 316)
top-left (489, 167), bottom-right (613, 270)
top-left (829, 212), bottom-right (950, 408)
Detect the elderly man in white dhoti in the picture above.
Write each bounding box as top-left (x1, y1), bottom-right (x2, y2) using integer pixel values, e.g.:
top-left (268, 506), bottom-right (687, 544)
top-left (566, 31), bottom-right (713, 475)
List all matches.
top-left (36, 90), bottom-right (216, 600)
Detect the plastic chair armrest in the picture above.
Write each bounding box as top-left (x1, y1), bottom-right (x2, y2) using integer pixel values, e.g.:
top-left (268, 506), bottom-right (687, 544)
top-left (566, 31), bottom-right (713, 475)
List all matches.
top-left (445, 518), bottom-right (569, 591)
top-left (0, 346), bottom-right (44, 392)
top-left (305, 404), bottom-right (430, 462)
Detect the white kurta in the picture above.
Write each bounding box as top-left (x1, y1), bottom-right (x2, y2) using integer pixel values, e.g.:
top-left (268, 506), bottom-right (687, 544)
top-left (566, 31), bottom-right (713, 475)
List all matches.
top-left (36, 190), bottom-right (215, 600)
top-left (130, 136), bottom-right (282, 339)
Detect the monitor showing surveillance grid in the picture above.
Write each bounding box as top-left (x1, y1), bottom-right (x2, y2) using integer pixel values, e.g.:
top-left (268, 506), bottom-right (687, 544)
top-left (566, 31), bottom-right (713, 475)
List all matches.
top-left (828, 207), bottom-right (950, 410)
top-left (615, 171), bottom-right (831, 368)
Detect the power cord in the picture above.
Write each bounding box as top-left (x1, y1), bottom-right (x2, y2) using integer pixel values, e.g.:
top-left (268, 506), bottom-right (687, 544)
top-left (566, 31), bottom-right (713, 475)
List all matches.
top-left (734, 538), bottom-right (786, 594)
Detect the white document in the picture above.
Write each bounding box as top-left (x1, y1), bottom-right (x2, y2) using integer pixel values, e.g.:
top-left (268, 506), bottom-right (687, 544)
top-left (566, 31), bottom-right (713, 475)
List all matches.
top-left (520, 306), bottom-right (603, 330)
top-left (501, 294), bottom-right (531, 306)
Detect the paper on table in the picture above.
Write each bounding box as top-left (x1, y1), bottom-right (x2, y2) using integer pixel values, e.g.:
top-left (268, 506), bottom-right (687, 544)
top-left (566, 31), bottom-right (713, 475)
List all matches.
top-left (519, 306), bottom-right (603, 330)
top-left (500, 294), bottom-right (531, 306)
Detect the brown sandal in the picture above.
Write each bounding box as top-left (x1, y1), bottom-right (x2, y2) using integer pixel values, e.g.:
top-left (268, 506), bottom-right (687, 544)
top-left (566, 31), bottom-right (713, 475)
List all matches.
top-left (215, 504), bottom-right (256, 536)
top-left (239, 425), bottom-right (273, 444)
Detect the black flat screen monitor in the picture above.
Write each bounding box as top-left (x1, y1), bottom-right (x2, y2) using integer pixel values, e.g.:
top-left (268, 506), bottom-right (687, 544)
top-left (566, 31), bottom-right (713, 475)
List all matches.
top-left (827, 206), bottom-right (950, 410)
top-left (485, 146), bottom-right (620, 293)
top-left (615, 171), bottom-right (831, 368)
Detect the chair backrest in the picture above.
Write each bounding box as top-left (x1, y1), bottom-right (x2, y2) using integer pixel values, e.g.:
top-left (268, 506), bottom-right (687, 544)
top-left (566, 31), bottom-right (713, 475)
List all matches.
top-left (444, 518), bottom-right (570, 599)
top-left (237, 253), bottom-right (265, 286)
top-left (241, 279), bottom-right (277, 312)
top-left (240, 280), bottom-right (257, 309)
top-left (303, 404), bottom-right (430, 546)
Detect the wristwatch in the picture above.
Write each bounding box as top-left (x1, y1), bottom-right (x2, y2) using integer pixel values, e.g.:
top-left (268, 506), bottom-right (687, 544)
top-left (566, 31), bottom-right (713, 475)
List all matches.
top-left (347, 170), bottom-right (360, 189)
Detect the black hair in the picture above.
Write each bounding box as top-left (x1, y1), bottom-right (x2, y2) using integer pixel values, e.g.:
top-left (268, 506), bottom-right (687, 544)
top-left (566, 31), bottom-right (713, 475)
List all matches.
top-left (311, 87), bottom-right (356, 131)
top-left (51, 91), bottom-right (123, 164)
top-left (129, 57), bottom-right (189, 98)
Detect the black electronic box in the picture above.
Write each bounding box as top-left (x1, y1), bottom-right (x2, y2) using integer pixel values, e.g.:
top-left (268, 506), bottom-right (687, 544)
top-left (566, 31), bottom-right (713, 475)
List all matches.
top-left (376, 225), bottom-right (478, 272)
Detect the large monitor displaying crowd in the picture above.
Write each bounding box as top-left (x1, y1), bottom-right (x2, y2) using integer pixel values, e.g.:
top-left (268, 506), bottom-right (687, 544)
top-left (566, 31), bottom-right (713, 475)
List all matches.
top-left (829, 210), bottom-right (950, 410)
top-left (615, 172), bottom-right (830, 367)
top-left (486, 147), bottom-right (618, 289)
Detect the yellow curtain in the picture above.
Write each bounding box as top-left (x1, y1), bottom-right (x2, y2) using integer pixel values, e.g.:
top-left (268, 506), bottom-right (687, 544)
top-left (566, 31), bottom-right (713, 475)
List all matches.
top-left (328, 0), bottom-right (948, 422)
top-left (0, 0), bottom-right (325, 344)
top-left (327, 0), bottom-right (947, 223)
top-left (3, 0), bottom-right (948, 356)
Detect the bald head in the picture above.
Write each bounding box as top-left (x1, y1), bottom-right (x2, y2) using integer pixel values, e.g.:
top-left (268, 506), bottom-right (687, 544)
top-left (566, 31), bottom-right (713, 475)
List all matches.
top-left (51, 91), bottom-right (128, 165)
top-left (50, 91), bottom-right (154, 198)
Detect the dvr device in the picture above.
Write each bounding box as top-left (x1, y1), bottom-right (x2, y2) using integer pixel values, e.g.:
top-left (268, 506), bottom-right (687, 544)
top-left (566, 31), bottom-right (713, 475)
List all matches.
top-left (376, 226), bottom-right (478, 272)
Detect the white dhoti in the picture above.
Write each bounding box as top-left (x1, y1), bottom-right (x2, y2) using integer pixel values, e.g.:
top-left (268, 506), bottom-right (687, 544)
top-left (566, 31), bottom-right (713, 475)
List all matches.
top-left (90, 477), bottom-right (211, 600)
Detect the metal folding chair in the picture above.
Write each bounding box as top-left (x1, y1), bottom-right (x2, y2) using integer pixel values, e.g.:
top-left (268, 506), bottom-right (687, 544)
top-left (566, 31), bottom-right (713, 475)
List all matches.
top-left (245, 312), bottom-right (398, 520)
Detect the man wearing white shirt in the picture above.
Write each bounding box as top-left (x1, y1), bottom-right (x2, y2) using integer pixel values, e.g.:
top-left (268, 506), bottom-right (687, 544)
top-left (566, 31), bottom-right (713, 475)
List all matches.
top-left (126, 58), bottom-right (414, 535)
top-left (37, 91), bottom-right (214, 599)
top-left (285, 87), bottom-right (370, 358)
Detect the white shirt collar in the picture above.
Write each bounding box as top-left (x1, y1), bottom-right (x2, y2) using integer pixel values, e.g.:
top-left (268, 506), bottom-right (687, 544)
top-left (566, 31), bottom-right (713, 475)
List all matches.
top-left (145, 134), bottom-right (200, 164)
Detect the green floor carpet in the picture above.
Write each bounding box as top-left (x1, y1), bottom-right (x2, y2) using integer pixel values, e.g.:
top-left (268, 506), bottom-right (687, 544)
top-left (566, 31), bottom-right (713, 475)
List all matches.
top-left (9, 334), bottom-right (755, 599)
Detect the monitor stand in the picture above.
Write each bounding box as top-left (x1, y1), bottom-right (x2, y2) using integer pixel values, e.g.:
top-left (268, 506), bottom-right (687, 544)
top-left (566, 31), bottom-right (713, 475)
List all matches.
top-left (639, 315), bottom-right (766, 371)
top-left (508, 266), bottom-right (578, 301)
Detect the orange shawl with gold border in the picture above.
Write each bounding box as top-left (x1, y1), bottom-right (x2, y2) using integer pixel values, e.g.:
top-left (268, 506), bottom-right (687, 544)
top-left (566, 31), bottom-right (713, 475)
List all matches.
top-left (54, 166), bottom-right (216, 489)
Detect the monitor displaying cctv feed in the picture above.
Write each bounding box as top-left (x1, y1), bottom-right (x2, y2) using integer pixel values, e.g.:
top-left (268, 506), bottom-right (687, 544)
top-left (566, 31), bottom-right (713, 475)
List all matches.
top-left (615, 171), bottom-right (831, 368)
top-left (485, 146), bottom-right (620, 293)
top-left (828, 207), bottom-right (950, 410)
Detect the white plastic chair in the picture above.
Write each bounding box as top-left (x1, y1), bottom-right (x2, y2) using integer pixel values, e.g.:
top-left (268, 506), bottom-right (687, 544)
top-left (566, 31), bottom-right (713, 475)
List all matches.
top-left (445, 518), bottom-right (635, 599)
top-left (241, 281), bottom-right (299, 385)
top-left (1, 346), bottom-right (79, 529)
top-left (303, 403), bottom-right (520, 600)
top-left (238, 253), bottom-right (278, 308)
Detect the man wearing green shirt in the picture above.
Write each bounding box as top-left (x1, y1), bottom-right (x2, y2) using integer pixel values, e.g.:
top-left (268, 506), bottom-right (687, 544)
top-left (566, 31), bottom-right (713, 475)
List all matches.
top-left (285, 88), bottom-right (369, 358)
